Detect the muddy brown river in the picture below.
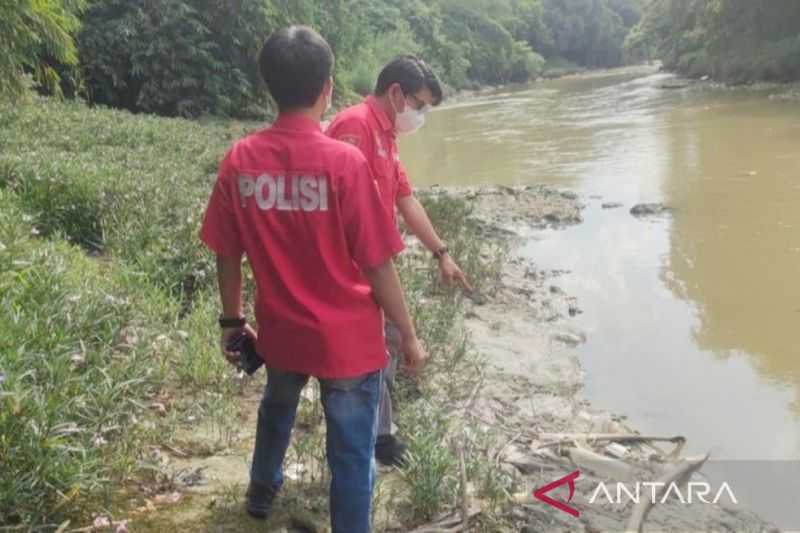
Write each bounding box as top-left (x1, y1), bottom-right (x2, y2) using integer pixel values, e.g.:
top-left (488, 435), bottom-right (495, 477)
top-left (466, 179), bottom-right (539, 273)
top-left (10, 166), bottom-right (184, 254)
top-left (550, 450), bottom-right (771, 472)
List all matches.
top-left (401, 66), bottom-right (800, 528)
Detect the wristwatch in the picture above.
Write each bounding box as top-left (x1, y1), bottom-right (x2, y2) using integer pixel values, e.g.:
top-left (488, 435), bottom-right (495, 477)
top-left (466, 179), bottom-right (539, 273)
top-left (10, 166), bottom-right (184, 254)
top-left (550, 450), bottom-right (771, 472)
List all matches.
top-left (432, 245), bottom-right (449, 260)
top-left (218, 315), bottom-right (246, 329)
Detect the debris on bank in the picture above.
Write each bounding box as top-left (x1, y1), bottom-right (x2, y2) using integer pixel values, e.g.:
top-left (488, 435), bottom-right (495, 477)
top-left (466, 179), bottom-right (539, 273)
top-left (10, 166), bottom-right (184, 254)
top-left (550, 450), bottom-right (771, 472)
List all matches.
top-left (630, 203), bottom-right (674, 218)
top-left (434, 185), bottom-right (776, 532)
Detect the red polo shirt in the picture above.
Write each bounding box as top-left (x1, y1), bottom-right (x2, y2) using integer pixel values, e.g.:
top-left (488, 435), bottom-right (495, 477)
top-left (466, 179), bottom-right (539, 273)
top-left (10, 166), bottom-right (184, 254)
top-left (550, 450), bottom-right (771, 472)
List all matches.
top-left (199, 113), bottom-right (404, 379)
top-left (326, 96), bottom-right (413, 222)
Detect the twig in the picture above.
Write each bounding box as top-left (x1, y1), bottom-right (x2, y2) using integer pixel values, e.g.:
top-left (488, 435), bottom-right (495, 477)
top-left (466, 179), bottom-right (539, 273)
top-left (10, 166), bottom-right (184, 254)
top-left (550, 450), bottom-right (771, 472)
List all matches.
top-left (493, 430), bottom-right (523, 468)
top-left (407, 509), bottom-right (483, 533)
top-left (533, 433), bottom-right (685, 453)
top-left (463, 371), bottom-right (484, 414)
top-left (625, 454), bottom-right (710, 533)
top-left (458, 437), bottom-right (469, 532)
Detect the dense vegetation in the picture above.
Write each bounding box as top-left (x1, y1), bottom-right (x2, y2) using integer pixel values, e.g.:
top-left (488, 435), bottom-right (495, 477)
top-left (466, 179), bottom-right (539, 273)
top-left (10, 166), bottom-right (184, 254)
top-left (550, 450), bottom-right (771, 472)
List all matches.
top-left (0, 95), bottom-right (508, 529)
top-left (3, 0), bottom-right (647, 117)
top-left (627, 0), bottom-right (800, 83)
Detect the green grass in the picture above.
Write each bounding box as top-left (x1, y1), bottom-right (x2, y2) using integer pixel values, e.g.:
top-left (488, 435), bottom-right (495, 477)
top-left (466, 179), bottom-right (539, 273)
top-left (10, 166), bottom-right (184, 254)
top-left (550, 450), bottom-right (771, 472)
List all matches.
top-left (0, 97), bottom-right (258, 301)
top-left (0, 96), bottom-right (511, 530)
top-left (0, 97), bottom-right (252, 528)
top-left (0, 189), bottom-right (181, 526)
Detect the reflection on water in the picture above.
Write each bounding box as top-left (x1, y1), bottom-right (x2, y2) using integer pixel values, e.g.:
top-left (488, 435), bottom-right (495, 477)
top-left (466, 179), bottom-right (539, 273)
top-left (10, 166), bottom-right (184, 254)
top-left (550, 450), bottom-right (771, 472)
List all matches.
top-left (401, 66), bottom-right (800, 525)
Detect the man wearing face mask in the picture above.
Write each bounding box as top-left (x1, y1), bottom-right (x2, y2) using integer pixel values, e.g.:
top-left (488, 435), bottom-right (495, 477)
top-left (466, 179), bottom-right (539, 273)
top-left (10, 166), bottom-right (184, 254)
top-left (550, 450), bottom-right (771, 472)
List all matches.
top-left (327, 55), bottom-right (472, 467)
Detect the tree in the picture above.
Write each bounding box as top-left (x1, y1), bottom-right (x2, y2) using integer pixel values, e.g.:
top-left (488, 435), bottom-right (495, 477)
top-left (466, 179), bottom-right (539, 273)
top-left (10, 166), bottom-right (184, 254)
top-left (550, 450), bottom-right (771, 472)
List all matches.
top-left (78, 0), bottom-right (277, 117)
top-left (628, 0), bottom-right (800, 82)
top-left (0, 0), bottom-right (86, 99)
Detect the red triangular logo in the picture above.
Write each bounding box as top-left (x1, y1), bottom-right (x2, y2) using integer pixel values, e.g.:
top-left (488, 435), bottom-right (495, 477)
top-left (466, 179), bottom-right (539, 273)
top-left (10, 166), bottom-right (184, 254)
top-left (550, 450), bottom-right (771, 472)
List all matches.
top-left (533, 470), bottom-right (581, 517)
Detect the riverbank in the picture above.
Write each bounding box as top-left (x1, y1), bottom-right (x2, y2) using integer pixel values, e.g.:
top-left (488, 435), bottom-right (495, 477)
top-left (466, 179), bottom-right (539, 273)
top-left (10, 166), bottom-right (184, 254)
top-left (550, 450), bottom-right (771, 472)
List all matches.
top-left (445, 186), bottom-right (777, 532)
top-left (127, 185), bottom-right (776, 532)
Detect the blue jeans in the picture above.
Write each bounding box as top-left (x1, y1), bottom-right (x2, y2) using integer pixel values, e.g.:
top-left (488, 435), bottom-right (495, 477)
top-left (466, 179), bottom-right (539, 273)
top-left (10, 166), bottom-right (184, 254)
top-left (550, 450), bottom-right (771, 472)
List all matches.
top-left (250, 368), bottom-right (382, 533)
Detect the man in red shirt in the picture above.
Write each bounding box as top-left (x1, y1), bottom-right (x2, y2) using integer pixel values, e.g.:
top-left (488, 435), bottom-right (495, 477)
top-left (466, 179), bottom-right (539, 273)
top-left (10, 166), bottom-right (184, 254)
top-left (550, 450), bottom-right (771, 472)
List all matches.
top-left (327, 56), bottom-right (470, 466)
top-left (199, 27), bottom-right (426, 533)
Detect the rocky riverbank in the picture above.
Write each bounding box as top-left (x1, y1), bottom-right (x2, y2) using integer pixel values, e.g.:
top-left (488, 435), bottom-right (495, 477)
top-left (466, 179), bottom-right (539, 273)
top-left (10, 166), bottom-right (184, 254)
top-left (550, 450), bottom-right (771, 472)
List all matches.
top-left (432, 185), bottom-right (776, 532)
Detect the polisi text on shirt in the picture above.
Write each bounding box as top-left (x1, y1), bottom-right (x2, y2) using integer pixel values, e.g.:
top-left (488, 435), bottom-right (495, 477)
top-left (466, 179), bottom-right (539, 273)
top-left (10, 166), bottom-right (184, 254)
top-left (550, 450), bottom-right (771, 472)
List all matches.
top-left (238, 174), bottom-right (329, 212)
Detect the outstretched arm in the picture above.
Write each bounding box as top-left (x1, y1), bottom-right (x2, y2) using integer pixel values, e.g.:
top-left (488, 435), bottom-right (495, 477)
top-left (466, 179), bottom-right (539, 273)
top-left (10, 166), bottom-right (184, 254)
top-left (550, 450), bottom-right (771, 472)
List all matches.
top-left (397, 195), bottom-right (472, 292)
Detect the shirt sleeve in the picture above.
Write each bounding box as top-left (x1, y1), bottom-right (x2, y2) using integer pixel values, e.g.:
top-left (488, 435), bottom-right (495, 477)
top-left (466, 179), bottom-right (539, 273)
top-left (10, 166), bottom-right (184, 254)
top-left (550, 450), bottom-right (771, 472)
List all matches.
top-left (199, 153), bottom-right (244, 258)
top-left (339, 155), bottom-right (405, 271)
top-left (326, 115), bottom-right (371, 153)
top-left (396, 161), bottom-right (414, 199)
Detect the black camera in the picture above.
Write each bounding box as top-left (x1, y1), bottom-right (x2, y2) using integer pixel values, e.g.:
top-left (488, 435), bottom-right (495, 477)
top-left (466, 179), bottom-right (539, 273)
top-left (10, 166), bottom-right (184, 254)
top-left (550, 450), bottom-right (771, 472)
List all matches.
top-left (226, 333), bottom-right (263, 375)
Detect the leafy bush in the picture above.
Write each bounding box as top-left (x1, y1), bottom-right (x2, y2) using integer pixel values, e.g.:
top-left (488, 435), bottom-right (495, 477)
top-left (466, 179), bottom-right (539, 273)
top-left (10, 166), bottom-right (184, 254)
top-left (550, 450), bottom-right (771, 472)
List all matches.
top-left (78, 0), bottom-right (275, 118)
top-left (0, 0), bottom-right (86, 99)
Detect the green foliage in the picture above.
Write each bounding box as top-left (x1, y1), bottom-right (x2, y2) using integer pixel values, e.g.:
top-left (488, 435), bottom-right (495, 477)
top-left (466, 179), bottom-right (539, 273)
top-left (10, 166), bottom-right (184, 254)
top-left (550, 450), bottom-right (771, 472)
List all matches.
top-left (399, 405), bottom-right (459, 522)
top-left (0, 0), bottom-right (87, 99)
top-left (0, 97), bottom-right (256, 299)
top-left (78, 0), bottom-right (277, 117)
top-left (542, 0), bottom-right (635, 68)
top-left (4, 0), bottom-right (653, 115)
top-left (0, 189), bottom-right (178, 526)
top-left (440, 1), bottom-right (545, 85)
top-left (628, 0), bottom-right (800, 82)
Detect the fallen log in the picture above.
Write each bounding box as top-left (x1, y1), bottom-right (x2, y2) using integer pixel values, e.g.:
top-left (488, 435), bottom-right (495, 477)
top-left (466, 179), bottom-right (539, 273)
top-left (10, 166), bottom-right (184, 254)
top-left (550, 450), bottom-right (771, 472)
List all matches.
top-left (533, 433), bottom-right (686, 459)
top-left (567, 447), bottom-right (637, 481)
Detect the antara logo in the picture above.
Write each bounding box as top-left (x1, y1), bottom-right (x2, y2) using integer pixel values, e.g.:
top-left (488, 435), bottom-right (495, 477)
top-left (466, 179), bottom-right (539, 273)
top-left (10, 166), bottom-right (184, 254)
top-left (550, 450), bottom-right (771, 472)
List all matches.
top-left (533, 469), bottom-right (739, 519)
top-left (533, 470), bottom-right (581, 517)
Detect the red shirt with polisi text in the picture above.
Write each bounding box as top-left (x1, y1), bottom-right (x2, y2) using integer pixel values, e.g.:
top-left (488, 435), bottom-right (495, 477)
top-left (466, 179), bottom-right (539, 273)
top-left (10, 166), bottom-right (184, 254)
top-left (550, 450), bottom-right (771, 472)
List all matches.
top-left (326, 96), bottom-right (413, 223)
top-left (199, 113), bottom-right (404, 379)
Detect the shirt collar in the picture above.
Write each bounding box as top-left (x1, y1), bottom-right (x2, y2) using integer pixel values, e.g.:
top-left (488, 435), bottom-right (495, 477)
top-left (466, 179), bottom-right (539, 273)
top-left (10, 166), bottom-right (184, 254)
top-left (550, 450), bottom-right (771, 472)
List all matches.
top-left (365, 95), bottom-right (395, 136)
top-left (271, 112), bottom-right (322, 133)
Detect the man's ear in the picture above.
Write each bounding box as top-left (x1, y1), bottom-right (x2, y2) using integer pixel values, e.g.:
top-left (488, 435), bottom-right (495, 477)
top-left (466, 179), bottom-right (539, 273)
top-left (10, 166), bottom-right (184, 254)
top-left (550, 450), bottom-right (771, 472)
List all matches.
top-left (389, 82), bottom-right (405, 112)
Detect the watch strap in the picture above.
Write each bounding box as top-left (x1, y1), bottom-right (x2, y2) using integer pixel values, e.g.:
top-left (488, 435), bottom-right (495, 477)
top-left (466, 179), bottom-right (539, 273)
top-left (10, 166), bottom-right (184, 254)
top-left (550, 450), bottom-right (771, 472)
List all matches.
top-left (218, 315), bottom-right (246, 329)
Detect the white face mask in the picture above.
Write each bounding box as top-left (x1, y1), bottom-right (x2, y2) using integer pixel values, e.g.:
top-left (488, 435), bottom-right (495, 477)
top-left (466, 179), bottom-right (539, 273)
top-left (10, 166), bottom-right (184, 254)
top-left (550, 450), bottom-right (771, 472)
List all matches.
top-left (393, 95), bottom-right (428, 135)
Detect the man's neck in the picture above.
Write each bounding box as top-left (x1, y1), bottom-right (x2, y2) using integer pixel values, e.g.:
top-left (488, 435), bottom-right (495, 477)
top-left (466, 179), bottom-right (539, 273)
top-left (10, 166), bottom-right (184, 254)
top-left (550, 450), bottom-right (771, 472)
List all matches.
top-left (373, 94), bottom-right (396, 123)
top-left (280, 107), bottom-right (322, 123)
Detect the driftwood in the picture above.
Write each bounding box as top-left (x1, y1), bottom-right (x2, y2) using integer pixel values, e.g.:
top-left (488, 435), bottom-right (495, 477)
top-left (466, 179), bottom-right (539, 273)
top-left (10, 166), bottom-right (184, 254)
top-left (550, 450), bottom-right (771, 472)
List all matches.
top-left (624, 454), bottom-right (710, 533)
top-left (567, 447), bottom-right (637, 481)
top-left (533, 433), bottom-right (686, 459)
top-left (406, 505), bottom-right (483, 533)
top-left (534, 433), bottom-right (685, 445)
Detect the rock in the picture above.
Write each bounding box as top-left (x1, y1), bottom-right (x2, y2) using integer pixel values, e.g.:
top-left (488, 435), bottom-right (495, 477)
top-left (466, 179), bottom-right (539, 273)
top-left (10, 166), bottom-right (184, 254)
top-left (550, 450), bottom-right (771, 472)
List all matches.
top-left (560, 191), bottom-right (578, 200)
top-left (503, 446), bottom-right (558, 475)
top-left (552, 331), bottom-right (586, 346)
top-left (601, 202), bottom-right (623, 209)
top-left (630, 203), bottom-right (673, 217)
top-left (498, 185), bottom-right (520, 196)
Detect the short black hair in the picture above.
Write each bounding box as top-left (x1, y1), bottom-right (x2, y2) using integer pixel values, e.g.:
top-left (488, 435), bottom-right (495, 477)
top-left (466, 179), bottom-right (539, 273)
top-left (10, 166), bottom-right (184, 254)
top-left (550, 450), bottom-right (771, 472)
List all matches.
top-left (375, 55), bottom-right (443, 106)
top-left (258, 26), bottom-right (334, 112)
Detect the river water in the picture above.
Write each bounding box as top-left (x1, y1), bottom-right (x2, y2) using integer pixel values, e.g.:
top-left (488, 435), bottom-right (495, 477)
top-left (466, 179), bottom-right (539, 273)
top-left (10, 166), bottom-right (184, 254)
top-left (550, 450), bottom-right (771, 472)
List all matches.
top-left (401, 66), bottom-right (800, 527)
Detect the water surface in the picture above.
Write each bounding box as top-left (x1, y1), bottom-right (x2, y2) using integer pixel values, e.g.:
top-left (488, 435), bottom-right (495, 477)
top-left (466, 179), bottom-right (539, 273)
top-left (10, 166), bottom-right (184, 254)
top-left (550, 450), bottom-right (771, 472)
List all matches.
top-left (401, 66), bottom-right (800, 527)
